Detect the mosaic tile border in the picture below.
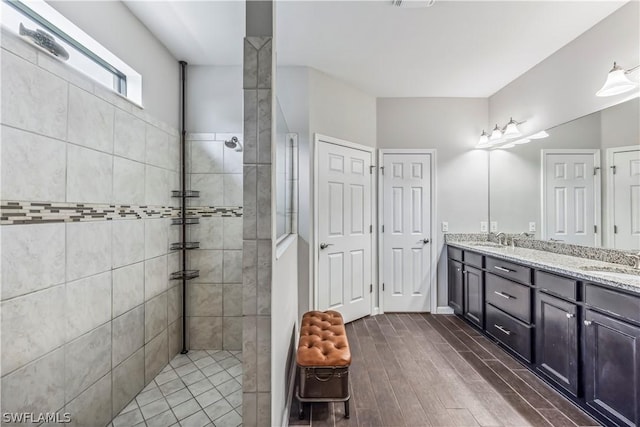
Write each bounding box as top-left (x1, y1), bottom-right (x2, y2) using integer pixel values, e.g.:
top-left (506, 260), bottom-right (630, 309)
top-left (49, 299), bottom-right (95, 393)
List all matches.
top-left (445, 232), bottom-right (635, 267)
top-left (0, 201), bottom-right (242, 225)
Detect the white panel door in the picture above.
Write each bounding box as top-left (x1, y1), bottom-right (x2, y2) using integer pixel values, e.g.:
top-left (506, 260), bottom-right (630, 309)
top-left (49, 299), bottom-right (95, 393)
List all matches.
top-left (544, 152), bottom-right (598, 246)
top-left (382, 153), bottom-right (432, 312)
top-left (317, 141), bottom-right (372, 323)
top-left (612, 149), bottom-right (640, 250)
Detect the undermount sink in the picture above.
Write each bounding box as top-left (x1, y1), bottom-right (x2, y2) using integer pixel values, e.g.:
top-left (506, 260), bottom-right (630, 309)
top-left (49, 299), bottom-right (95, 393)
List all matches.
top-left (466, 242), bottom-right (505, 249)
top-left (580, 265), bottom-right (640, 280)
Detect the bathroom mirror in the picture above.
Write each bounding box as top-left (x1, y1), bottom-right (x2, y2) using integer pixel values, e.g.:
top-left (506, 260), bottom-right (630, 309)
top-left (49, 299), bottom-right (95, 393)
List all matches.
top-left (489, 97), bottom-right (639, 250)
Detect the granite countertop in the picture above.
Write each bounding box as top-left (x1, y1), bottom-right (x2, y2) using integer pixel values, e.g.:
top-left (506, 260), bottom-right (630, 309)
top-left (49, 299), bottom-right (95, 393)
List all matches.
top-left (448, 241), bottom-right (640, 295)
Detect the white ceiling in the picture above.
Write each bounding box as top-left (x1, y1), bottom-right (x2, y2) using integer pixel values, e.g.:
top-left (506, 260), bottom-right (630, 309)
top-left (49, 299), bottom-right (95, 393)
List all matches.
top-left (126, 0), bottom-right (626, 98)
top-left (124, 1), bottom-right (246, 66)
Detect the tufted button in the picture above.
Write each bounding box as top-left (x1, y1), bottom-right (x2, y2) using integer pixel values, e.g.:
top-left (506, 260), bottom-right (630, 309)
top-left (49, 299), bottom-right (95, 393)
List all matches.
top-left (297, 310), bottom-right (351, 368)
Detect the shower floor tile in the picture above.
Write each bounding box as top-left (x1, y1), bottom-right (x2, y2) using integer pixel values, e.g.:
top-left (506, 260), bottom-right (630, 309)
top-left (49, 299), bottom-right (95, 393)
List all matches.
top-left (113, 351), bottom-right (242, 427)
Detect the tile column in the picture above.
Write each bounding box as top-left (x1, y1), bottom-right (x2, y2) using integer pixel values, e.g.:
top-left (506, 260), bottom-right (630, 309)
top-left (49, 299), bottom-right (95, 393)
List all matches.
top-left (242, 33), bottom-right (274, 426)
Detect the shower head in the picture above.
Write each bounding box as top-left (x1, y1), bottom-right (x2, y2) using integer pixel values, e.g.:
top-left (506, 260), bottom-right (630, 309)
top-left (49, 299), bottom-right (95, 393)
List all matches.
top-left (224, 136), bottom-right (243, 152)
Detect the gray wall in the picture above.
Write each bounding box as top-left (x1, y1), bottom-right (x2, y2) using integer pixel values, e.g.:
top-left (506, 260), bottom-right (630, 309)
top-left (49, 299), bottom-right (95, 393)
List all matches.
top-left (186, 66), bottom-right (243, 133)
top-left (1, 30), bottom-right (181, 425)
top-left (377, 97), bottom-right (489, 307)
top-left (49, 0), bottom-right (180, 129)
top-left (309, 67), bottom-right (378, 149)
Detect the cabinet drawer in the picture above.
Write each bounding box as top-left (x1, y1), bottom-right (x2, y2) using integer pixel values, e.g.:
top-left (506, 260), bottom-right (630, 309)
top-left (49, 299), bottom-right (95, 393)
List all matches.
top-left (535, 271), bottom-right (577, 301)
top-left (486, 273), bottom-right (532, 323)
top-left (448, 246), bottom-right (463, 262)
top-left (584, 284), bottom-right (640, 324)
top-left (486, 304), bottom-right (533, 362)
top-left (464, 251), bottom-right (483, 268)
top-left (486, 257), bottom-right (531, 285)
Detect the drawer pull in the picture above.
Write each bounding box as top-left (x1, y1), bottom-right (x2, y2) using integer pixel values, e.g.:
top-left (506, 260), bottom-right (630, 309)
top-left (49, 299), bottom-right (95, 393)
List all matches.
top-left (566, 313), bottom-right (575, 319)
top-left (494, 324), bottom-right (512, 335)
top-left (494, 291), bottom-right (514, 300)
top-left (494, 266), bottom-right (514, 273)
top-left (584, 320), bottom-right (592, 326)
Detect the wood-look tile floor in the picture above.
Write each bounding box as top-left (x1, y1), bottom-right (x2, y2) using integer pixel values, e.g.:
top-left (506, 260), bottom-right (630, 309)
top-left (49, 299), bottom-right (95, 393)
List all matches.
top-left (290, 313), bottom-right (600, 427)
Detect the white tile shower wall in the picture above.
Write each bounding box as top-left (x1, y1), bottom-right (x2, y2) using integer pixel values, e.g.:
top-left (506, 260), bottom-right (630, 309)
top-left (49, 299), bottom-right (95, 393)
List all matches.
top-left (186, 134), bottom-right (243, 351)
top-left (0, 36), bottom-right (183, 423)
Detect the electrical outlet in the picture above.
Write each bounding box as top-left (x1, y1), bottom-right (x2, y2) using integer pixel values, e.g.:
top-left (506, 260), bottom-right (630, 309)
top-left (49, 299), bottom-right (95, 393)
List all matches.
top-left (529, 222), bottom-right (536, 232)
top-left (441, 222), bottom-right (449, 232)
top-left (490, 221), bottom-right (498, 232)
top-left (480, 221), bottom-right (488, 232)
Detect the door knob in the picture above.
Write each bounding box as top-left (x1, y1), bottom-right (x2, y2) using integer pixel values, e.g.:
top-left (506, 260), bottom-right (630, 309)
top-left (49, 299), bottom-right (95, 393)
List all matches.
top-left (320, 243), bottom-right (333, 250)
top-left (420, 238), bottom-right (430, 244)
top-left (584, 320), bottom-right (592, 326)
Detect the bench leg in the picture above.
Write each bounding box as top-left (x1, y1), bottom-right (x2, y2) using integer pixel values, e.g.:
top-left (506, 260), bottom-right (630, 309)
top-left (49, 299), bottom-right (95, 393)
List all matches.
top-left (344, 399), bottom-right (350, 419)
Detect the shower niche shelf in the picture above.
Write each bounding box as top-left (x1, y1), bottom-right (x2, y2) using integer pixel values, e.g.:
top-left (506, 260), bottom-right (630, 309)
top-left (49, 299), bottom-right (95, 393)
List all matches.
top-left (172, 190), bottom-right (200, 198)
top-left (170, 242), bottom-right (200, 250)
top-left (172, 217), bottom-right (199, 225)
top-left (170, 270), bottom-right (200, 281)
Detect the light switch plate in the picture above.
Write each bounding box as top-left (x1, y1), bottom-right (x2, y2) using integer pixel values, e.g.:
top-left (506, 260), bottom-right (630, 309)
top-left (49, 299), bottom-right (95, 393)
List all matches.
top-left (480, 221), bottom-right (488, 232)
top-left (490, 221), bottom-right (498, 232)
top-left (529, 222), bottom-right (536, 232)
top-left (441, 222), bottom-right (449, 232)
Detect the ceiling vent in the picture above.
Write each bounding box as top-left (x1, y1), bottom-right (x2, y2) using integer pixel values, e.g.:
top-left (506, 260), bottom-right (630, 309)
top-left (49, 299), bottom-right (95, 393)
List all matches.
top-left (391, 0), bottom-right (436, 8)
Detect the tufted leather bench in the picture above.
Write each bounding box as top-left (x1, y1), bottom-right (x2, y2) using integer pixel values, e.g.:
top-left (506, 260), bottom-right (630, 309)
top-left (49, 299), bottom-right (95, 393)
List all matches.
top-left (296, 311), bottom-right (351, 419)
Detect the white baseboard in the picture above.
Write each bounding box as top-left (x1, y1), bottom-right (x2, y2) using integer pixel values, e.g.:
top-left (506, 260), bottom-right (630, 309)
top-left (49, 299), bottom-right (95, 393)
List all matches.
top-left (371, 307), bottom-right (380, 316)
top-left (436, 306), bottom-right (455, 314)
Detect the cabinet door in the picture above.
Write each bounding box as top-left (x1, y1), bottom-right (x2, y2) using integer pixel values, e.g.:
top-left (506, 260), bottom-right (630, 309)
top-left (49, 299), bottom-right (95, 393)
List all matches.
top-left (448, 259), bottom-right (463, 315)
top-left (464, 265), bottom-right (483, 328)
top-left (535, 292), bottom-right (578, 396)
top-left (584, 309), bottom-right (640, 427)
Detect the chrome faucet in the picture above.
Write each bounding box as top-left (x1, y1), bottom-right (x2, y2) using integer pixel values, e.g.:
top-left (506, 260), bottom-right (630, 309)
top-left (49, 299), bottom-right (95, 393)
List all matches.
top-left (495, 232), bottom-right (507, 246)
top-left (520, 232), bottom-right (533, 238)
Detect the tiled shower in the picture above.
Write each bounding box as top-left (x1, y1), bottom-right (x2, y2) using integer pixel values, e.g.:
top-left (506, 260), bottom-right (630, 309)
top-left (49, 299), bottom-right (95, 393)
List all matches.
top-left (0, 28), bottom-right (243, 426)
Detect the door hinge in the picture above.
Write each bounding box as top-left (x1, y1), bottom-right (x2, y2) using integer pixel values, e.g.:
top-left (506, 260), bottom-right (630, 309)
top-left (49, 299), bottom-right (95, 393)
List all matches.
top-left (594, 225), bottom-right (597, 233)
top-left (380, 166), bottom-right (384, 175)
top-left (611, 165), bottom-right (617, 174)
top-left (370, 284), bottom-right (373, 293)
top-left (382, 225), bottom-right (384, 233)
top-left (369, 224), bottom-right (373, 233)
top-left (593, 166), bottom-right (600, 176)
top-left (369, 165), bottom-right (375, 174)
top-left (614, 225), bottom-right (618, 234)
top-left (382, 283), bottom-right (385, 291)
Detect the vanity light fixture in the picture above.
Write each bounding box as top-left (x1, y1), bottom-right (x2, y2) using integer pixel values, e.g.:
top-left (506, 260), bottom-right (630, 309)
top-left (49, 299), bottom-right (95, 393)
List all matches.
top-left (596, 62), bottom-right (639, 97)
top-left (490, 124), bottom-right (503, 141)
top-left (477, 130), bottom-right (490, 146)
top-left (476, 118), bottom-right (527, 148)
top-left (502, 117), bottom-right (522, 139)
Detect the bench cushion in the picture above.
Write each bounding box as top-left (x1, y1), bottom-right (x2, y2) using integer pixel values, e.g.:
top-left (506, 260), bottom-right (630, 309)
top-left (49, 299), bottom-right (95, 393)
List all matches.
top-left (297, 310), bottom-right (351, 367)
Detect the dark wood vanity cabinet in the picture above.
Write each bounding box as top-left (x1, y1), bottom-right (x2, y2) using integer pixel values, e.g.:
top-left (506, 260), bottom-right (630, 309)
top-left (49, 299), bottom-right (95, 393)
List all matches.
top-left (463, 265), bottom-right (484, 328)
top-left (583, 309), bottom-right (640, 427)
top-left (446, 244), bottom-right (640, 427)
top-left (535, 291), bottom-right (578, 396)
top-left (448, 259), bottom-right (464, 315)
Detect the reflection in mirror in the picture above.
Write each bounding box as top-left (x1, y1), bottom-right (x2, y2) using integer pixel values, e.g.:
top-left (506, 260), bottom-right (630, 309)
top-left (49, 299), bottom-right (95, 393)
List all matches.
top-left (489, 97), bottom-right (639, 250)
top-left (275, 98), bottom-right (299, 241)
